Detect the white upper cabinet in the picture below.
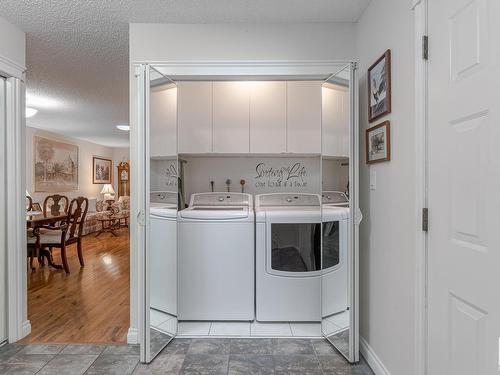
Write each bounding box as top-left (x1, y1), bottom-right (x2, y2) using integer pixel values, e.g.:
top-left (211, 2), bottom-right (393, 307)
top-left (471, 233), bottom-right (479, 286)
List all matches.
top-left (286, 81), bottom-right (322, 154)
top-left (213, 82), bottom-right (250, 153)
top-left (178, 81), bottom-right (213, 154)
top-left (322, 83), bottom-right (349, 158)
top-left (150, 85), bottom-right (177, 157)
top-left (249, 81), bottom-right (286, 154)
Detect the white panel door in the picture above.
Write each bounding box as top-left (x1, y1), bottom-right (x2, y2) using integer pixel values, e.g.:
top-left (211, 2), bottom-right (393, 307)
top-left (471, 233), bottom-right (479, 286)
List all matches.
top-left (322, 83), bottom-right (349, 157)
top-left (150, 85), bottom-right (177, 157)
top-left (178, 81), bottom-right (212, 153)
top-left (213, 82), bottom-right (250, 153)
top-left (287, 81), bottom-right (322, 154)
top-left (250, 81), bottom-right (286, 153)
top-left (0, 77), bottom-right (5, 343)
top-left (428, 1), bottom-right (500, 374)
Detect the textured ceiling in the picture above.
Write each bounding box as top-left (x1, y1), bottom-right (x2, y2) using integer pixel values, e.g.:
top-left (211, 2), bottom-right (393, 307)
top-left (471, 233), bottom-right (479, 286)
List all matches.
top-left (0, 0), bottom-right (370, 147)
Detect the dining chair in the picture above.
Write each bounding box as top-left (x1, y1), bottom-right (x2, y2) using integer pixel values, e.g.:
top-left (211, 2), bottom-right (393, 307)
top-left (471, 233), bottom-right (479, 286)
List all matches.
top-left (43, 194), bottom-right (69, 216)
top-left (28, 197), bottom-right (89, 273)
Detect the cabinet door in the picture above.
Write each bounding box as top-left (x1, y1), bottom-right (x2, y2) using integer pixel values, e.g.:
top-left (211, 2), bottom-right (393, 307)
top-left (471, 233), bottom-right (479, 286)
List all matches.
top-left (287, 81), bottom-right (322, 153)
top-left (322, 84), bottom-right (349, 158)
top-left (150, 85), bottom-right (177, 157)
top-left (178, 82), bottom-right (213, 153)
top-left (213, 82), bottom-right (250, 153)
top-left (250, 82), bottom-right (286, 153)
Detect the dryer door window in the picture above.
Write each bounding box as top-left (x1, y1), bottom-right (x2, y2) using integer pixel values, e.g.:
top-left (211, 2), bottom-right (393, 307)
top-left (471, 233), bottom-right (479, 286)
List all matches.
top-left (271, 223), bottom-right (321, 273)
top-left (322, 221), bottom-right (340, 269)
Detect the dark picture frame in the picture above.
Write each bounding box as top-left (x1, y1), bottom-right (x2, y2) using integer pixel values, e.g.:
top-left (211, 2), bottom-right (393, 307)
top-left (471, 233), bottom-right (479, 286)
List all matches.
top-left (92, 156), bottom-right (112, 184)
top-left (366, 121), bottom-right (391, 164)
top-left (368, 49), bottom-right (391, 123)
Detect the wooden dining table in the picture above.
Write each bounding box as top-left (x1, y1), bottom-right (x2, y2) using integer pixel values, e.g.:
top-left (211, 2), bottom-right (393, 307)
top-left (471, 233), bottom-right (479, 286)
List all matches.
top-left (26, 211), bottom-right (67, 270)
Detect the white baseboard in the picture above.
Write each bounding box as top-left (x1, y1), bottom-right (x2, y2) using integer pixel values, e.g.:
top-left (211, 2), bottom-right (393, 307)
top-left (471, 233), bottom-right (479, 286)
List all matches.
top-left (21, 320), bottom-right (31, 338)
top-left (360, 336), bottom-right (391, 375)
top-left (127, 328), bottom-right (139, 345)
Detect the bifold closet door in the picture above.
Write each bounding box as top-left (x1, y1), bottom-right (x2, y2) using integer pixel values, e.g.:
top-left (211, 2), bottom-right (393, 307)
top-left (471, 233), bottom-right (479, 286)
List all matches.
top-left (321, 64), bottom-right (359, 364)
top-left (0, 77), bottom-right (6, 343)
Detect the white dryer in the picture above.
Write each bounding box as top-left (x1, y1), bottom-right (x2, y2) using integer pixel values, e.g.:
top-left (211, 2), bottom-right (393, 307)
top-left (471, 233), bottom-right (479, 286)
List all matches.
top-left (255, 193), bottom-right (323, 322)
top-left (150, 191), bottom-right (178, 316)
top-left (178, 193), bottom-right (254, 321)
top-left (321, 192), bottom-right (350, 317)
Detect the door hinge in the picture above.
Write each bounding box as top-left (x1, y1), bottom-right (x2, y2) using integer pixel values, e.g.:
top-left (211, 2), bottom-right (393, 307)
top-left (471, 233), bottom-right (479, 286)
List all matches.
top-left (422, 35), bottom-right (429, 60)
top-left (422, 207), bottom-right (429, 232)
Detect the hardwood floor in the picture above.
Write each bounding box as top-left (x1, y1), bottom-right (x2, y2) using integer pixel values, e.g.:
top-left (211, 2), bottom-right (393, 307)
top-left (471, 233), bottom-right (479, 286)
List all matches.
top-left (21, 228), bottom-right (130, 344)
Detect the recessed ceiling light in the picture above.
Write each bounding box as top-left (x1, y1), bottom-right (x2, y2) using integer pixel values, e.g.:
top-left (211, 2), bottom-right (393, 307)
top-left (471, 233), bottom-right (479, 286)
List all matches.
top-left (116, 124), bottom-right (130, 131)
top-left (26, 107), bottom-right (38, 118)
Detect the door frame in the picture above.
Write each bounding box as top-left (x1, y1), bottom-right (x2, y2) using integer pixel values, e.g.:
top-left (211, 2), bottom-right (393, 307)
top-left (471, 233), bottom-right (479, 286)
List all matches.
top-left (0, 55), bottom-right (30, 343)
top-left (129, 60), bottom-right (360, 363)
top-left (412, 0), bottom-right (429, 374)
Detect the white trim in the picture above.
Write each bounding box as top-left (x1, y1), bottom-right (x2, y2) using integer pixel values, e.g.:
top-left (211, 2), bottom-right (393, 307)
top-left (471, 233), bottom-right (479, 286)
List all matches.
top-left (127, 328), bottom-right (139, 345)
top-left (137, 60), bottom-right (353, 78)
top-left (360, 336), bottom-right (391, 375)
top-left (413, 1), bottom-right (429, 375)
top-left (0, 55), bottom-right (26, 80)
top-left (6, 77), bottom-right (29, 342)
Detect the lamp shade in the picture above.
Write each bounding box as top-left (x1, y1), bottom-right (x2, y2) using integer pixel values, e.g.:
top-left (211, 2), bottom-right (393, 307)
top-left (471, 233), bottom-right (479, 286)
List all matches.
top-left (100, 184), bottom-right (115, 195)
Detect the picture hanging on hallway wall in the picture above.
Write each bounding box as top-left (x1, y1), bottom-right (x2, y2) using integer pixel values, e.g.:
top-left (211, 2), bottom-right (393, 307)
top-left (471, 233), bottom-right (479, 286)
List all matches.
top-left (33, 136), bottom-right (79, 192)
top-left (93, 156), bottom-right (112, 184)
top-left (368, 49), bottom-right (391, 122)
top-left (366, 121), bottom-right (391, 164)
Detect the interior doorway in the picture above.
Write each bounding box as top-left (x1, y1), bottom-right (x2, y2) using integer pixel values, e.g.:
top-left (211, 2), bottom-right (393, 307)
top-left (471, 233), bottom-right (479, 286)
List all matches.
top-left (23, 133), bottom-right (131, 344)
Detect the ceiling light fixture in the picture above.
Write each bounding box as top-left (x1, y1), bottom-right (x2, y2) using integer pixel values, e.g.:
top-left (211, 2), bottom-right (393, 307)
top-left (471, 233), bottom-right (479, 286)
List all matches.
top-left (26, 107), bottom-right (38, 118)
top-left (116, 124), bottom-right (130, 131)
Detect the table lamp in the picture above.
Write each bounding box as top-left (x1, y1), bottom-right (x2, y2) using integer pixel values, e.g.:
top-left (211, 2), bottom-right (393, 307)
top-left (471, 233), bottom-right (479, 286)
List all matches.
top-left (101, 184), bottom-right (115, 201)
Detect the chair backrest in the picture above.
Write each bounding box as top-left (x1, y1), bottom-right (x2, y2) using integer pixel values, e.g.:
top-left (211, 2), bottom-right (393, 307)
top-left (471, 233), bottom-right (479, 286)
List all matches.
top-left (43, 195), bottom-right (69, 216)
top-left (66, 197), bottom-right (89, 240)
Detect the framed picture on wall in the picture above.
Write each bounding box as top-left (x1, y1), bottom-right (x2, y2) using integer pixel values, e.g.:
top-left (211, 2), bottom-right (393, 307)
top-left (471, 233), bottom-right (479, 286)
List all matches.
top-left (366, 121), bottom-right (391, 164)
top-left (93, 156), bottom-right (112, 184)
top-left (33, 136), bottom-right (79, 192)
top-left (368, 49), bottom-right (391, 122)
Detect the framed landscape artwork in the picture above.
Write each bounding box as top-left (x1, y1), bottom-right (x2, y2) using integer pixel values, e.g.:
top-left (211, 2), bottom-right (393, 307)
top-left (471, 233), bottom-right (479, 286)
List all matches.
top-left (368, 49), bottom-right (391, 122)
top-left (366, 121), bottom-right (391, 164)
top-left (93, 156), bottom-right (112, 184)
top-left (34, 136), bottom-right (79, 192)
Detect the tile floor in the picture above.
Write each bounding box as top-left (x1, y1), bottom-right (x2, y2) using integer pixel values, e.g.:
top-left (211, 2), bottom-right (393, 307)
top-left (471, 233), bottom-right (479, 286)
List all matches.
top-left (152, 309), bottom-right (350, 338)
top-left (0, 338), bottom-right (375, 374)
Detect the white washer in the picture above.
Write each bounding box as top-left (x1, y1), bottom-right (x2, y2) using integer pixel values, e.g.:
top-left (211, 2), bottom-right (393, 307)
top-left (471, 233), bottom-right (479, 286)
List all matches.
top-left (150, 191), bottom-right (177, 316)
top-left (322, 191), bottom-right (349, 208)
top-left (178, 192), bottom-right (254, 321)
top-left (321, 192), bottom-right (349, 317)
top-left (255, 193), bottom-right (323, 322)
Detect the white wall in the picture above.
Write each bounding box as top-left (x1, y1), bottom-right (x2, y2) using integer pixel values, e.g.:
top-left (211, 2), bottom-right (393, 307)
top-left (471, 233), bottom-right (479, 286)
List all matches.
top-left (26, 126), bottom-right (123, 204)
top-left (0, 15), bottom-right (26, 77)
top-left (356, 1), bottom-right (417, 374)
top-left (130, 23), bottom-right (356, 63)
top-left (181, 156), bottom-right (321, 201)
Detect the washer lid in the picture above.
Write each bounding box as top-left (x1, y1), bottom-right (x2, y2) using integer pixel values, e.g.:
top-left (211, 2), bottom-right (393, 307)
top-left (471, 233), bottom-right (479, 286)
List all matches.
top-left (179, 206), bottom-right (250, 220)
